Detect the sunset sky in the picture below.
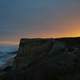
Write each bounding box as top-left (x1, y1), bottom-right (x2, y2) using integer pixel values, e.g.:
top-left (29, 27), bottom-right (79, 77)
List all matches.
top-left (0, 0), bottom-right (80, 45)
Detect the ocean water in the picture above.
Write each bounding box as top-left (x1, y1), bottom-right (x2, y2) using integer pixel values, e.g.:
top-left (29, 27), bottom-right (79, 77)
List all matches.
top-left (0, 45), bottom-right (18, 69)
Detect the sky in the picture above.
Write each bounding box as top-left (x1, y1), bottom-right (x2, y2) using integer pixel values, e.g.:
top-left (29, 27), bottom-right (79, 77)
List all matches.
top-left (0, 0), bottom-right (80, 45)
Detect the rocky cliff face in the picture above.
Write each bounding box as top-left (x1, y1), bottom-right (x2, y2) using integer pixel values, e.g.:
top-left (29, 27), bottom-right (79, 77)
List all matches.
top-left (1, 37), bottom-right (80, 80)
top-left (15, 38), bottom-right (80, 80)
top-left (16, 38), bottom-right (54, 80)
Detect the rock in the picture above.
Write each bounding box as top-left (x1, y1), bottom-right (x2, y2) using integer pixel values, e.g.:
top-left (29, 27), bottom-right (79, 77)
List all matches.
top-left (1, 37), bottom-right (80, 80)
top-left (15, 37), bottom-right (80, 80)
top-left (16, 38), bottom-right (53, 80)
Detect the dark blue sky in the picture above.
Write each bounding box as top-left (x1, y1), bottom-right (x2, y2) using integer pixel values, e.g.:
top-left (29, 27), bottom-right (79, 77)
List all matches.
top-left (0, 0), bottom-right (80, 44)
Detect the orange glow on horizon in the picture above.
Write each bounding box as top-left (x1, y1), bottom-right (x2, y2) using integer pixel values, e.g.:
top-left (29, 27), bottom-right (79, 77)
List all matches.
top-left (0, 37), bottom-right (20, 45)
top-left (0, 25), bottom-right (80, 45)
top-left (0, 33), bottom-right (80, 45)
top-left (0, 41), bottom-right (19, 45)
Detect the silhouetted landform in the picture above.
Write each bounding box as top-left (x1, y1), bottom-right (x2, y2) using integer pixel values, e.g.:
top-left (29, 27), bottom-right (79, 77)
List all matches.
top-left (1, 37), bottom-right (80, 80)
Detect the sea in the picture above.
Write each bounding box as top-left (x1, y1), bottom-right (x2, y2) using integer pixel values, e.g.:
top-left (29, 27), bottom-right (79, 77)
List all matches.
top-left (0, 45), bottom-right (18, 69)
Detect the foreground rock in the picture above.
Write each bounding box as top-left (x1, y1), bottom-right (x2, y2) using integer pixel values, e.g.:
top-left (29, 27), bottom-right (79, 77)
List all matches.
top-left (1, 37), bottom-right (80, 80)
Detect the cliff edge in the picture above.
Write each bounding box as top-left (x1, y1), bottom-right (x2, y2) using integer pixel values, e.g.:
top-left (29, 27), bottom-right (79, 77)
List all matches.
top-left (16, 38), bottom-right (80, 80)
top-left (1, 37), bottom-right (80, 80)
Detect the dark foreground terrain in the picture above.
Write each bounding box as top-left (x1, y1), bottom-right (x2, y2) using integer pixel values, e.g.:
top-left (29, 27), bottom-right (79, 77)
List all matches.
top-left (0, 37), bottom-right (80, 80)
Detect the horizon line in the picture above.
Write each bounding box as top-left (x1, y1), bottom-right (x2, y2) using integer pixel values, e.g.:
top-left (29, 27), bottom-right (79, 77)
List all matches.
top-left (0, 36), bottom-right (80, 45)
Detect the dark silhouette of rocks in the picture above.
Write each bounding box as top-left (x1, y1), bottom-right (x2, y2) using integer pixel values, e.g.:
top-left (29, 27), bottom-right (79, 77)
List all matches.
top-left (1, 37), bottom-right (80, 80)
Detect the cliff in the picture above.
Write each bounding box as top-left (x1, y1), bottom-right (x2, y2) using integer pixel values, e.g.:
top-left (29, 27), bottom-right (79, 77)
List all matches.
top-left (16, 38), bottom-right (80, 80)
top-left (1, 37), bottom-right (80, 80)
